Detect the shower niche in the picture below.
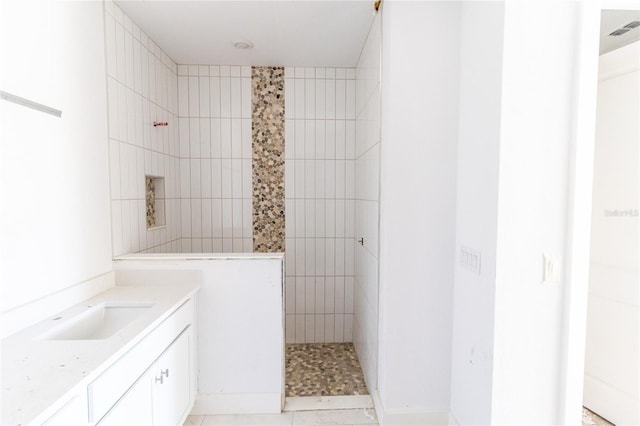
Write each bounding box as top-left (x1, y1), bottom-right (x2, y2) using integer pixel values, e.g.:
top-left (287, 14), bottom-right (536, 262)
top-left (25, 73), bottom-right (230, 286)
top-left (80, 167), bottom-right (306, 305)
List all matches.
top-left (145, 175), bottom-right (165, 229)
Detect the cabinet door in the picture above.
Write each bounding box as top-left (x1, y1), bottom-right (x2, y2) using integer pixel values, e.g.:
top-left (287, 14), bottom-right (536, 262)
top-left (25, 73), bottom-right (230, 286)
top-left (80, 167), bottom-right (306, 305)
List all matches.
top-left (98, 369), bottom-right (153, 426)
top-left (152, 328), bottom-right (191, 426)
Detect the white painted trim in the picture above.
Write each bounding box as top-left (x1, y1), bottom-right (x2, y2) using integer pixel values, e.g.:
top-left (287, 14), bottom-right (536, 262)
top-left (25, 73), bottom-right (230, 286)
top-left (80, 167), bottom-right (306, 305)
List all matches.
top-left (373, 390), bottom-right (451, 426)
top-left (371, 389), bottom-right (384, 425)
top-left (598, 41), bottom-right (640, 81)
top-left (583, 375), bottom-right (639, 423)
top-left (558, 1), bottom-right (601, 425)
top-left (178, 398), bottom-right (196, 426)
top-left (192, 393), bottom-right (282, 415)
top-left (284, 395), bottom-right (373, 411)
top-left (599, 64), bottom-right (640, 82)
top-left (0, 271), bottom-right (115, 338)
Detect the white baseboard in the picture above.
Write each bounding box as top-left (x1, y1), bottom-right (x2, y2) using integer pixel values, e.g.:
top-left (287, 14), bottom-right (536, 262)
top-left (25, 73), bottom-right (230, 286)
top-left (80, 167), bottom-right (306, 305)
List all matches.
top-left (192, 393), bottom-right (282, 415)
top-left (372, 391), bottom-right (452, 426)
top-left (0, 271), bottom-right (115, 338)
top-left (285, 395), bottom-right (374, 411)
top-left (583, 374), bottom-right (640, 425)
top-left (371, 389), bottom-right (384, 422)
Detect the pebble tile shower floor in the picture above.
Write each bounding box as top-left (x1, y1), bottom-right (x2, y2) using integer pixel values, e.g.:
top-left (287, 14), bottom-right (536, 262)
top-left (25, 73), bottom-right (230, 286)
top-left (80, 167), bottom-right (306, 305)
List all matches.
top-left (582, 407), bottom-right (614, 426)
top-left (285, 343), bottom-right (369, 397)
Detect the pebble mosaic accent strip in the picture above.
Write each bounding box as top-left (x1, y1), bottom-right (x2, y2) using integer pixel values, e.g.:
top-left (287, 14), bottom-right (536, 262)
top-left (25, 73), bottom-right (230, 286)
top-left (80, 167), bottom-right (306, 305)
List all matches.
top-left (252, 66), bottom-right (285, 253)
top-left (286, 343), bottom-right (369, 397)
top-left (145, 176), bottom-right (156, 228)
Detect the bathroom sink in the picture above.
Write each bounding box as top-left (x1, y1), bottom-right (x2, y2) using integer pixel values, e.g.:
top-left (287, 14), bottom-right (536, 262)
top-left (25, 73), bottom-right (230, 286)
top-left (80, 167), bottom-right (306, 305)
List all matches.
top-left (36, 302), bottom-right (155, 340)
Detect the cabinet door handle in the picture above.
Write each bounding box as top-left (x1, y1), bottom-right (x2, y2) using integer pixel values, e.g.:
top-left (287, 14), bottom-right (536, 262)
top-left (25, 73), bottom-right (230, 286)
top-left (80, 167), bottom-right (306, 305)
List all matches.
top-left (161, 369), bottom-right (169, 378)
top-left (155, 375), bottom-right (164, 384)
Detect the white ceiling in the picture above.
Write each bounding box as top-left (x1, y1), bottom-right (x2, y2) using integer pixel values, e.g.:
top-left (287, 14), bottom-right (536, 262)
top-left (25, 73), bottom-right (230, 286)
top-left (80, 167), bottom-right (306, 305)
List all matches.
top-left (115, 0), bottom-right (376, 67)
top-left (116, 3), bottom-right (639, 66)
top-left (600, 9), bottom-right (640, 55)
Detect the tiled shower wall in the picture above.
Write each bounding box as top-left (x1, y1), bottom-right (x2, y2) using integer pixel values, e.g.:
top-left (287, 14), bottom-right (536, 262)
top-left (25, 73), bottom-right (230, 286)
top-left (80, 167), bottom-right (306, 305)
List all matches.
top-left (176, 65), bottom-right (253, 253)
top-left (283, 67), bottom-right (357, 343)
top-left (105, 1), bottom-right (182, 256)
top-left (353, 14), bottom-right (382, 392)
top-left (106, 3), bottom-right (358, 344)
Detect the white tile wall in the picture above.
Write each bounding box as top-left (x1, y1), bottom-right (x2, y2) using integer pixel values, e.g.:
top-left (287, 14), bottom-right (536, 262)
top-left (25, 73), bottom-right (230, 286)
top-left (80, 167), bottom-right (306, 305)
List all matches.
top-left (106, 11), bottom-right (359, 343)
top-left (177, 65), bottom-right (253, 252)
top-left (353, 15), bottom-right (381, 392)
top-left (105, 2), bottom-right (182, 256)
top-left (284, 67), bottom-right (357, 343)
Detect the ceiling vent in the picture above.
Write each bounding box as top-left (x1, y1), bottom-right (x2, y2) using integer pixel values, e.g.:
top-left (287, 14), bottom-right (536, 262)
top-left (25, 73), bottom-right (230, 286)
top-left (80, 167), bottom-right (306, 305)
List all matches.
top-left (609, 20), bottom-right (640, 36)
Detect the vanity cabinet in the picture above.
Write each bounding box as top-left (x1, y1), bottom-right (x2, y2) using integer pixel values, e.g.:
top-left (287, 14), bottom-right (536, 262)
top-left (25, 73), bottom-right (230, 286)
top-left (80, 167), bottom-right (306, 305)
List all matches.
top-left (98, 328), bottom-right (192, 426)
top-left (89, 299), bottom-right (195, 426)
top-left (97, 370), bottom-right (153, 426)
top-left (2, 284), bottom-right (200, 426)
top-left (151, 329), bottom-right (192, 424)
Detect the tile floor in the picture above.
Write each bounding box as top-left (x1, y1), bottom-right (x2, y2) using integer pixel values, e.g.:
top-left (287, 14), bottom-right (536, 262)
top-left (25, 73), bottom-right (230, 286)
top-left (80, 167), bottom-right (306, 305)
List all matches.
top-left (286, 343), bottom-right (369, 397)
top-left (582, 407), bottom-right (614, 426)
top-left (183, 408), bottom-right (378, 426)
top-left (189, 345), bottom-right (612, 426)
top-left (184, 401), bottom-right (611, 425)
top-left (183, 344), bottom-right (375, 425)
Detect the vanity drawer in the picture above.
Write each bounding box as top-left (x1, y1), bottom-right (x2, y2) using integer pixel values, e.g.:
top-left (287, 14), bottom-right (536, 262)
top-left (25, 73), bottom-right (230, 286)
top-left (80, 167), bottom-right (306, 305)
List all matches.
top-left (88, 298), bottom-right (194, 423)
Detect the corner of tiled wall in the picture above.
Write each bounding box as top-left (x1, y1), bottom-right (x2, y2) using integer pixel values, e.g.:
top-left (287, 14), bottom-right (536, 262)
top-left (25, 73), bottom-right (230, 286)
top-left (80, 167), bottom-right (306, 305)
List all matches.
top-left (104, 1), bottom-right (182, 256)
top-left (352, 13), bottom-right (382, 392)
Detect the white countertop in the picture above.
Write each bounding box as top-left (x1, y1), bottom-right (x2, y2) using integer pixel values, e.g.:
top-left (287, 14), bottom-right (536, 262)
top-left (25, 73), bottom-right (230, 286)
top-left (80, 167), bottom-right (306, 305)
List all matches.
top-left (1, 283), bottom-right (200, 425)
top-left (114, 252), bottom-right (284, 261)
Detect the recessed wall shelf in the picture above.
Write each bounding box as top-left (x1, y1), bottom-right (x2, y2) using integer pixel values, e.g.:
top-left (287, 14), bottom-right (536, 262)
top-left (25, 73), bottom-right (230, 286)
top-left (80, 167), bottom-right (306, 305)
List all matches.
top-left (145, 176), bottom-right (166, 229)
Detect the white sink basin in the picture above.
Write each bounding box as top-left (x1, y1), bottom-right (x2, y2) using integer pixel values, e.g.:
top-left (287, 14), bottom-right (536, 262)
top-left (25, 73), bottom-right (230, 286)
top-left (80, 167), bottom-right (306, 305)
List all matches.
top-left (36, 302), bottom-right (155, 340)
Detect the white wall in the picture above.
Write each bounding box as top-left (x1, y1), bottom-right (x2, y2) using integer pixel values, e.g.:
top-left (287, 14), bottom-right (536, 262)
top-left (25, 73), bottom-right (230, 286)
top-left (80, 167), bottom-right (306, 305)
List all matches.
top-left (283, 67), bottom-right (357, 343)
top-left (377, 2), bottom-right (459, 421)
top-left (0, 1), bottom-right (113, 328)
top-left (450, 3), bottom-right (504, 425)
top-left (450, 3), bottom-right (605, 424)
top-left (104, 1), bottom-right (182, 256)
top-left (491, 3), bottom-right (579, 424)
top-left (176, 65), bottom-right (253, 253)
top-left (375, 2), bottom-right (587, 424)
top-left (354, 13), bottom-right (381, 394)
top-left (584, 40), bottom-right (639, 425)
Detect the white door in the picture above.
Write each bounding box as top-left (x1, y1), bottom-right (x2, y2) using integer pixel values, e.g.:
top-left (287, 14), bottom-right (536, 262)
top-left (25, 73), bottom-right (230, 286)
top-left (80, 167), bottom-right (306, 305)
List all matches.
top-left (584, 40), bottom-right (639, 425)
top-left (152, 327), bottom-right (192, 426)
